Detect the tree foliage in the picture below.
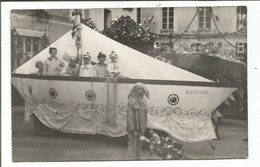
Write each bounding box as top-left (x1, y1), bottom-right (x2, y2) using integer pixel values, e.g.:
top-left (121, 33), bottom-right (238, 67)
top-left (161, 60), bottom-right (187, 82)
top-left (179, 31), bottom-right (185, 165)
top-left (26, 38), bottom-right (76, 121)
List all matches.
top-left (102, 15), bottom-right (156, 54)
top-left (29, 10), bottom-right (51, 24)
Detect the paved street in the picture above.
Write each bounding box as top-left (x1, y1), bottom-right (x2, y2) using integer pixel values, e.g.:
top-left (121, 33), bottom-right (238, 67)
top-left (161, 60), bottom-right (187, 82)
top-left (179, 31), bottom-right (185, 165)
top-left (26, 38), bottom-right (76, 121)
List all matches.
top-left (12, 106), bottom-right (248, 162)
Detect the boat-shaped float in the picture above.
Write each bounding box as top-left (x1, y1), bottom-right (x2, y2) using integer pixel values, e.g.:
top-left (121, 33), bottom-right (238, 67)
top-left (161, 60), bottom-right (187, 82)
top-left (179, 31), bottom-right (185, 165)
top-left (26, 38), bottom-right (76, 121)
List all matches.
top-left (11, 24), bottom-right (238, 142)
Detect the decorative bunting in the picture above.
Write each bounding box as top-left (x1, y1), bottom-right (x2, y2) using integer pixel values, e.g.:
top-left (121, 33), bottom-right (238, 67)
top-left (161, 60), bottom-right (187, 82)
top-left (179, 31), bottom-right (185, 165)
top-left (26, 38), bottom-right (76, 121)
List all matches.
top-left (223, 99), bottom-right (230, 106)
top-left (234, 87), bottom-right (244, 99)
top-left (228, 94), bottom-right (235, 101)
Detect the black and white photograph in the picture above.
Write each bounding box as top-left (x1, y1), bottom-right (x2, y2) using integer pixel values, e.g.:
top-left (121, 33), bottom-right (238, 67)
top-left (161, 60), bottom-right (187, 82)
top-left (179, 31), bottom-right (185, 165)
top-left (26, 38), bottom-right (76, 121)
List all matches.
top-left (3, 1), bottom-right (258, 166)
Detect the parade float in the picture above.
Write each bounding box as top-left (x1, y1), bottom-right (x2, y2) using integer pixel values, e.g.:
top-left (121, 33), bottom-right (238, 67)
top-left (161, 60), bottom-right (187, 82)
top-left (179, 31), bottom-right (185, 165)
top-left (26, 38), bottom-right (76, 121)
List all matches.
top-left (11, 22), bottom-right (238, 142)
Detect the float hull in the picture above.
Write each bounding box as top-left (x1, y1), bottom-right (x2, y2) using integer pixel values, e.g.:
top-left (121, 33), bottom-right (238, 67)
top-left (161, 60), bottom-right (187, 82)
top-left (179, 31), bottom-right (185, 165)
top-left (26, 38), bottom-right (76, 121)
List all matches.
top-left (12, 75), bottom-right (237, 142)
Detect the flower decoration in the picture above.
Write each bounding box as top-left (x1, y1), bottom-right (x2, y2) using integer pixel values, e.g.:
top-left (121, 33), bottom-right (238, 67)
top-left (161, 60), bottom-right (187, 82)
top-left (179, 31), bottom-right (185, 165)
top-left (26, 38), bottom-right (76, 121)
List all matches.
top-left (139, 130), bottom-right (190, 160)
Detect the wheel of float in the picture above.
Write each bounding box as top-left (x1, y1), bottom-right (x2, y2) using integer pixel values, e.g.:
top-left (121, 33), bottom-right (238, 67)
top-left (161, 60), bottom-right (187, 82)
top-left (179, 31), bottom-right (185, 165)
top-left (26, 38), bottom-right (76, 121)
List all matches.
top-left (33, 115), bottom-right (56, 136)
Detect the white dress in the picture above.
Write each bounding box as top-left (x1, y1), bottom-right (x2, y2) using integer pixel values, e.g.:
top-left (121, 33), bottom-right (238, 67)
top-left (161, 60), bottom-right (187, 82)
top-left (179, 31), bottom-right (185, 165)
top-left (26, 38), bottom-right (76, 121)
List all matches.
top-left (107, 61), bottom-right (120, 77)
top-left (79, 64), bottom-right (96, 77)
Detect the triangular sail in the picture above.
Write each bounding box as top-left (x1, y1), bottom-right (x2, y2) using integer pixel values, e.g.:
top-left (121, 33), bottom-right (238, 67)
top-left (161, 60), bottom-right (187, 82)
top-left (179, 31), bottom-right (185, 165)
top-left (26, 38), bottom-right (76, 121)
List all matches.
top-left (14, 24), bottom-right (212, 82)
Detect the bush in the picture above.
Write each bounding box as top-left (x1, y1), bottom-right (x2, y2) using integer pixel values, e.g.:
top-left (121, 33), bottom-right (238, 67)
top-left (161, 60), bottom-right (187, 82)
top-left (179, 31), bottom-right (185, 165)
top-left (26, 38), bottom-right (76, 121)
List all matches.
top-left (102, 15), bottom-right (156, 54)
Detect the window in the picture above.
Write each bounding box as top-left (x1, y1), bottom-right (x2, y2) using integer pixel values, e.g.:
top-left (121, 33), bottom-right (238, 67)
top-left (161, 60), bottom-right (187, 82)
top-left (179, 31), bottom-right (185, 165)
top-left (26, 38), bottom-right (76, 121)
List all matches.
top-left (33, 38), bottom-right (39, 52)
top-left (25, 38), bottom-right (31, 52)
top-left (104, 9), bottom-right (111, 29)
top-left (236, 42), bottom-right (245, 54)
top-left (137, 8), bottom-right (141, 24)
top-left (218, 42), bottom-right (222, 48)
top-left (84, 9), bottom-right (89, 19)
top-left (244, 43), bottom-right (247, 53)
top-left (198, 7), bottom-right (211, 30)
top-left (23, 37), bottom-right (39, 55)
top-left (237, 6), bottom-right (247, 30)
top-left (162, 7), bottom-right (174, 30)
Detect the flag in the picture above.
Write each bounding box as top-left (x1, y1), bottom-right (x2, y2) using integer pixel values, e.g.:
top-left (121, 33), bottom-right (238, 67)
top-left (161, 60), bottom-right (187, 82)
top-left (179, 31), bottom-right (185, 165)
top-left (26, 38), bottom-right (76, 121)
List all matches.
top-left (235, 87), bottom-right (244, 99)
top-left (228, 94), bottom-right (235, 101)
top-left (223, 99), bottom-right (230, 106)
top-left (62, 52), bottom-right (70, 63)
top-left (70, 14), bottom-right (81, 27)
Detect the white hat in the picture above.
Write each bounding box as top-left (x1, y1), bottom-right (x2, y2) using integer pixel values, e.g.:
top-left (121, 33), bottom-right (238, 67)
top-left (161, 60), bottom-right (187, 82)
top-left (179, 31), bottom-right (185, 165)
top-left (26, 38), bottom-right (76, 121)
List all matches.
top-left (83, 52), bottom-right (91, 59)
top-left (109, 51), bottom-right (118, 59)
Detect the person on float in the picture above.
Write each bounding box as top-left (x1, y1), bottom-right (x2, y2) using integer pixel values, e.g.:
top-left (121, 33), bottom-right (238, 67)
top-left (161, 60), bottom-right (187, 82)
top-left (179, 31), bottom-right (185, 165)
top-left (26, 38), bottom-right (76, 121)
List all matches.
top-left (126, 82), bottom-right (149, 160)
top-left (33, 60), bottom-right (44, 75)
top-left (189, 43), bottom-right (198, 52)
top-left (43, 47), bottom-right (65, 75)
top-left (79, 52), bottom-right (96, 77)
top-left (107, 51), bottom-right (121, 78)
top-left (93, 52), bottom-right (108, 78)
top-left (60, 56), bottom-right (80, 76)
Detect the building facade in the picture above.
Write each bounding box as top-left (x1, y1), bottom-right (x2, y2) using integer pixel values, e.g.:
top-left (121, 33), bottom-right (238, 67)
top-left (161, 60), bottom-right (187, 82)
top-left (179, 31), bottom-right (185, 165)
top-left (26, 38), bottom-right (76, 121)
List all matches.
top-left (11, 10), bottom-right (73, 69)
top-left (137, 6), bottom-right (247, 58)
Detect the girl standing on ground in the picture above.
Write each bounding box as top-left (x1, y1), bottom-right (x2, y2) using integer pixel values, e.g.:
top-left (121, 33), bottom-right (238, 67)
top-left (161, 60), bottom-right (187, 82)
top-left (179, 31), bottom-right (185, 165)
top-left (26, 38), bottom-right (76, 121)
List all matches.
top-left (126, 83), bottom-right (149, 160)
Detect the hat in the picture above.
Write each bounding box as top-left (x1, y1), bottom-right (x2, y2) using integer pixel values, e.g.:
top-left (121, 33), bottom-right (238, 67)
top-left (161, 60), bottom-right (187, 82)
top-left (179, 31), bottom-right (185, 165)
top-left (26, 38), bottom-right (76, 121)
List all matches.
top-left (70, 56), bottom-right (77, 62)
top-left (35, 60), bottom-right (43, 68)
top-left (97, 52), bottom-right (106, 59)
top-left (83, 52), bottom-right (91, 59)
top-left (109, 51), bottom-right (118, 59)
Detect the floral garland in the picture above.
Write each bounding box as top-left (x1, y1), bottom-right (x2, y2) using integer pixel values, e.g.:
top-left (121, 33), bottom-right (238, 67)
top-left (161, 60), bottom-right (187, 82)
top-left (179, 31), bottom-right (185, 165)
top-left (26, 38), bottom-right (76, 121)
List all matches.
top-left (140, 130), bottom-right (190, 160)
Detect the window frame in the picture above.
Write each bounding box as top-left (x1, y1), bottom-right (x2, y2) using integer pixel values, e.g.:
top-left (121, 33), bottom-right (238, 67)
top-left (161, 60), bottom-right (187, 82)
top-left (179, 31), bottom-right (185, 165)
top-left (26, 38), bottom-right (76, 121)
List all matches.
top-left (162, 7), bottom-right (174, 30)
top-left (198, 7), bottom-right (211, 30)
top-left (237, 42), bottom-right (245, 54)
top-left (137, 8), bottom-right (141, 24)
top-left (236, 6), bottom-right (247, 30)
top-left (22, 36), bottom-right (40, 55)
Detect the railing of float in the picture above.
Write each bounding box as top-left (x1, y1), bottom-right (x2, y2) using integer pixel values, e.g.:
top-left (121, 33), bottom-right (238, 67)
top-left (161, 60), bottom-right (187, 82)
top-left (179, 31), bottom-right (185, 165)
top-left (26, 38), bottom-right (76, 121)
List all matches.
top-left (11, 73), bottom-right (240, 88)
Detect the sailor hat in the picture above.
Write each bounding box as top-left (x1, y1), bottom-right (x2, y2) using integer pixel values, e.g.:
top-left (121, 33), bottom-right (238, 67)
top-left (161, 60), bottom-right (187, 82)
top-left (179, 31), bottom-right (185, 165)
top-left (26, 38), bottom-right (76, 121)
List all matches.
top-left (83, 52), bottom-right (91, 59)
top-left (109, 51), bottom-right (118, 59)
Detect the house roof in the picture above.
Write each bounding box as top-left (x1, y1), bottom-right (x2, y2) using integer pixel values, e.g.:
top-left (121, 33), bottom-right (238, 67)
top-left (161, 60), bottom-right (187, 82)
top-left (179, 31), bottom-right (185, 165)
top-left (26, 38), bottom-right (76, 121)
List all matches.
top-left (15, 28), bottom-right (46, 37)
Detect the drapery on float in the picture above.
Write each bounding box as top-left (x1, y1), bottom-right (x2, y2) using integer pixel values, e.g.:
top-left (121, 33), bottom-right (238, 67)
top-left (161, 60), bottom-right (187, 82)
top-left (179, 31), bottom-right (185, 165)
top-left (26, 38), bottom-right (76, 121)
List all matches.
top-left (11, 22), bottom-right (238, 142)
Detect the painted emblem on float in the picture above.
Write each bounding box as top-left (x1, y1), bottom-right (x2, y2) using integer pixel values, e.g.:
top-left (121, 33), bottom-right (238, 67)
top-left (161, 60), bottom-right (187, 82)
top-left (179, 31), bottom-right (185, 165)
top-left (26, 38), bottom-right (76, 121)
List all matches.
top-left (167, 94), bottom-right (179, 105)
top-left (49, 88), bottom-right (57, 98)
top-left (85, 90), bottom-right (96, 101)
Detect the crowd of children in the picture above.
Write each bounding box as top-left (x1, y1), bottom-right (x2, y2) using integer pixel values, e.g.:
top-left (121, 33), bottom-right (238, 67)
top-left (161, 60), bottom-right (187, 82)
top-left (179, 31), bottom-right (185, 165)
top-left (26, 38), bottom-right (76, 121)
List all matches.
top-left (34, 47), bottom-right (122, 78)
